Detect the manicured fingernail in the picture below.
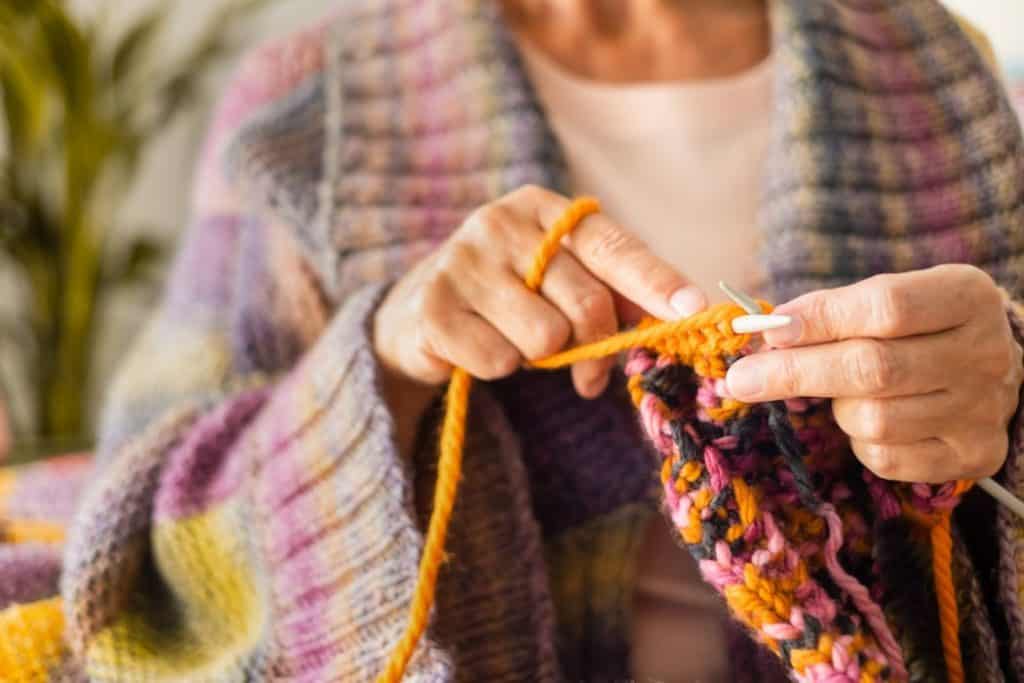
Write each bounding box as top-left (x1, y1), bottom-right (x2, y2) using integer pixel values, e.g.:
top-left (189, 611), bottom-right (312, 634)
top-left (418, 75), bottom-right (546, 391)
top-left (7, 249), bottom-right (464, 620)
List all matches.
top-left (727, 363), bottom-right (764, 400)
top-left (669, 286), bottom-right (707, 319)
top-left (763, 314), bottom-right (803, 346)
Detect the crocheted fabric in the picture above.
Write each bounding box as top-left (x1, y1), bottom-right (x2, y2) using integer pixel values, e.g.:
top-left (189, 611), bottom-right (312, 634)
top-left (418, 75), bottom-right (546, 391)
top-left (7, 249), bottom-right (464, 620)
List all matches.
top-left (624, 309), bottom-right (967, 682)
top-left (1, 0), bottom-right (1023, 681)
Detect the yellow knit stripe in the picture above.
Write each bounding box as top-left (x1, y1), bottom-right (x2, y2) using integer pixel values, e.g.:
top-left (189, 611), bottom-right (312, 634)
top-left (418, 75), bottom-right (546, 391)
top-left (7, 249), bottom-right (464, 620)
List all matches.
top-left (0, 597), bottom-right (67, 682)
top-left (86, 505), bottom-right (265, 681)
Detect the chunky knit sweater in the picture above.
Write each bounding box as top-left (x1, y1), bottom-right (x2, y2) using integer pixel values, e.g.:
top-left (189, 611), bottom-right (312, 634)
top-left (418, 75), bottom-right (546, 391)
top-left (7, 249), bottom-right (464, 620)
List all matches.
top-left (3, 1), bottom-right (1024, 681)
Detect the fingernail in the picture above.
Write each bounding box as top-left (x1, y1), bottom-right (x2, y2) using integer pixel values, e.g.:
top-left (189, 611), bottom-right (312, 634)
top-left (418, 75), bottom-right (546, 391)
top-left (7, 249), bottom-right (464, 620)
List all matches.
top-left (669, 286), bottom-right (707, 319)
top-left (727, 363), bottom-right (764, 401)
top-left (763, 314), bottom-right (803, 346)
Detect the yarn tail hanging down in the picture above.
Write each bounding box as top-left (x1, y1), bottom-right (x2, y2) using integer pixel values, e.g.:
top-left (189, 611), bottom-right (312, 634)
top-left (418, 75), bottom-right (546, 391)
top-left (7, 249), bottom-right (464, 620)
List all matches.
top-left (374, 198), bottom-right (967, 683)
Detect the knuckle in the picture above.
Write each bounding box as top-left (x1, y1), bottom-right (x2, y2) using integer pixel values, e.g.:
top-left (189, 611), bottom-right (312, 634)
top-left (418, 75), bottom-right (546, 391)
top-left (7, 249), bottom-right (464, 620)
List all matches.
top-left (973, 436), bottom-right (1008, 478)
top-left (996, 339), bottom-right (1022, 378)
top-left (976, 333), bottom-right (1020, 381)
top-left (586, 224), bottom-right (642, 264)
top-left (776, 353), bottom-right (803, 397)
top-left (437, 239), bottom-right (478, 274)
top-left (857, 400), bottom-right (893, 442)
top-left (511, 183), bottom-right (545, 201)
top-left (567, 287), bottom-right (616, 334)
top-left (801, 293), bottom-right (836, 340)
top-left (847, 339), bottom-right (898, 393)
top-left (419, 273), bottom-right (452, 316)
top-left (870, 276), bottom-right (910, 335)
top-left (528, 318), bottom-right (571, 359)
top-left (485, 347), bottom-right (522, 379)
top-left (959, 263), bottom-right (996, 290)
top-left (466, 203), bottom-right (514, 241)
top-left (862, 444), bottom-right (899, 480)
top-left (421, 317), bottom-right (451, 363)
top-left (508, 184), bottom-right (562, 210)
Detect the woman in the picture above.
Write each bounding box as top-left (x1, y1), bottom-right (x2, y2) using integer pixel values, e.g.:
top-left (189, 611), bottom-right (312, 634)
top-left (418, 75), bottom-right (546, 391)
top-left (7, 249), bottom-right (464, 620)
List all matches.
top-left (3, 0), bottom-right (1024, 681)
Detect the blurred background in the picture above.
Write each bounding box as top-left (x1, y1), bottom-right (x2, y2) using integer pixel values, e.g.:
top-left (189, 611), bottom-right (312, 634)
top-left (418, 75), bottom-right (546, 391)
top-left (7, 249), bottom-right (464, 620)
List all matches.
top-left (0, 0), bottom-right (1022, 463)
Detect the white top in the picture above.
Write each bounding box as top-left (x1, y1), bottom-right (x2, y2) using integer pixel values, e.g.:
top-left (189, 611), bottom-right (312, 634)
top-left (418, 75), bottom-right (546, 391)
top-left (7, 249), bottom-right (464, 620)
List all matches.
top-left (519, 40), bottom-right (773, 303)
top-left (518, 41), bottom-right (775, 682)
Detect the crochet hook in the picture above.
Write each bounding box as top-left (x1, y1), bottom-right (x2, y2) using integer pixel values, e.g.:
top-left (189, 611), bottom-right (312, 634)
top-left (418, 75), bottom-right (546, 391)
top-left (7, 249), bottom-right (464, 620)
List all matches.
top-left (719, 281), bottom-right (792, 334)
top-left (719, 281), bottom-right (1024, 522)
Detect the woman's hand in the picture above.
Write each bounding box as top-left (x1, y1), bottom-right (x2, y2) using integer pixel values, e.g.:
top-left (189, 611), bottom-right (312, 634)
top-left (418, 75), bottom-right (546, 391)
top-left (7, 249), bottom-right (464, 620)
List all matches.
top-left (373, 186), bottom-right (704, 455)
top-left (726, 265), bottom-right (1024, 483)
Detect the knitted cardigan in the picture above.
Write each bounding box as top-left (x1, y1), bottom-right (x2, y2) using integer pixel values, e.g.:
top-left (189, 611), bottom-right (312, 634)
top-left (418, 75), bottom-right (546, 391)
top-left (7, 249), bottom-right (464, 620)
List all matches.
top-left (3, 0), bottom-right (1024, 681)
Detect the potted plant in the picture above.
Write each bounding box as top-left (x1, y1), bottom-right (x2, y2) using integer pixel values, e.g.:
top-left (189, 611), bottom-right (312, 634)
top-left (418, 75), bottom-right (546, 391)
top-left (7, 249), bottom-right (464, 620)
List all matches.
top-left (0, 0), bottom-right (269, 461)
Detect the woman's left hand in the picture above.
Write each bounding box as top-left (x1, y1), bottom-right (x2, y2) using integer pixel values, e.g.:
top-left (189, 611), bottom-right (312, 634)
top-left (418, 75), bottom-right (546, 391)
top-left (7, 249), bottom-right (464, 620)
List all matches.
top-left (725, 264), bottom-right (1024, 483)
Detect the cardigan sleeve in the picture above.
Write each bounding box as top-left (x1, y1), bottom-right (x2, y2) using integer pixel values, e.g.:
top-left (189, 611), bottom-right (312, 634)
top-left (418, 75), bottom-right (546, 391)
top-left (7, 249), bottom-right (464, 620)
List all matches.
top-left (0, 28), bottom-right (461, 680)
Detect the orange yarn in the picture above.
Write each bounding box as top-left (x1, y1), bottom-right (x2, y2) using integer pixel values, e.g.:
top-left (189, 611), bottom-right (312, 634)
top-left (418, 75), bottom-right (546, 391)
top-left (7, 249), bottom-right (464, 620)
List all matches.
top-left (375, 197), bottom-right (601, 682)
top-left (375, 197), bottom-right (968, 682)
top-left (904, 479), bottom-right (972, 683)
top-left (931, 513), bottom-right (963, 683)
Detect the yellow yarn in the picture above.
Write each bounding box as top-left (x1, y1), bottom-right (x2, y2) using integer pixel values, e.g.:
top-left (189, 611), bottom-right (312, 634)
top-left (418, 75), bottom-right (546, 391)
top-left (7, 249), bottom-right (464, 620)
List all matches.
top-left (0, 597), bottom-right (66, 682)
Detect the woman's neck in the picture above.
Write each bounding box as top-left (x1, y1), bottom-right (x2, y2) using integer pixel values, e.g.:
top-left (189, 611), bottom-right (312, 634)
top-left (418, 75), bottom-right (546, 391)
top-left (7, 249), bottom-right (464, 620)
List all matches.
top-left (501, 0), bottom-right (770, 83)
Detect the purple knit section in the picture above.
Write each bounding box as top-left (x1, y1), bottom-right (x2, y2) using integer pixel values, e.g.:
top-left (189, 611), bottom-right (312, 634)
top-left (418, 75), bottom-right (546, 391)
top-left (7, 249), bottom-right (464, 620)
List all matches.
top-left (0, 545), bottom-right (62, 609)
top-left (153, 387), bottom-right (270, 521)
top-left (999, 303), bottom-right (1024, 678)
top-left (163, 214), bottom-right (243, 321)
top-left (491, 369), bottom-right (657, 537)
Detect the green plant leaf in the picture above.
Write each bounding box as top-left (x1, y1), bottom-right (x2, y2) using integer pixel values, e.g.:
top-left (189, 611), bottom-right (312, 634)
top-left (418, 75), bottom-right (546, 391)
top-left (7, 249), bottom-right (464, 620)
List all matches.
top-left (110, 6), bottom-right (168, 85)
top-left (0, 42), bottom-right (49, 154)
top-left (0, 0), bottom-right (275, 439)
top-left (36, 1), bottom-right (93, 113)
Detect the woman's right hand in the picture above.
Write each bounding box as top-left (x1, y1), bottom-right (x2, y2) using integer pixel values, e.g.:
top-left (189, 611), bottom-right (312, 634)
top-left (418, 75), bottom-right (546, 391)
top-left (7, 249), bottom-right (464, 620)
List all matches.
top-left (373, 185), bottom-right (705, 401)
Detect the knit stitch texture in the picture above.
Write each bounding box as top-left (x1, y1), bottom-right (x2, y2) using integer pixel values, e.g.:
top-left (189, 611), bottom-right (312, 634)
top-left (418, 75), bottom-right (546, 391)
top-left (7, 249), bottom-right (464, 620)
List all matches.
top-left (2, 0), bottom-right (1024, 681)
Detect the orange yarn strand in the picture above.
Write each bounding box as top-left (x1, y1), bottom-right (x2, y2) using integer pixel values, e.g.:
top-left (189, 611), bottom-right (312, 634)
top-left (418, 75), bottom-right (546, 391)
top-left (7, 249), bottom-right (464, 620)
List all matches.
top-left (376, 198), bottom-right (599, 682)
top-left (930, 512), bottom-right (964, 683)
top-left (377, 368), bottom-right (472, 682)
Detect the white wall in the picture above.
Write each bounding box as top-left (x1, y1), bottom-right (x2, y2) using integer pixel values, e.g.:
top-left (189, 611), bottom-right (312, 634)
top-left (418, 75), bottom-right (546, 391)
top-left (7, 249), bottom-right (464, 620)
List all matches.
top-left (944, 0), bottom-right (1024, 72)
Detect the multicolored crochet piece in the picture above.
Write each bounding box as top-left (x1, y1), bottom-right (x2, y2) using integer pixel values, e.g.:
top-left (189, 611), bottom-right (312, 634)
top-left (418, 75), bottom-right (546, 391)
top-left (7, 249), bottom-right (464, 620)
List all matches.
top-left (377, 198), bottom-right (973, 683)
top-left (623, 306), bottom-right (970, 683)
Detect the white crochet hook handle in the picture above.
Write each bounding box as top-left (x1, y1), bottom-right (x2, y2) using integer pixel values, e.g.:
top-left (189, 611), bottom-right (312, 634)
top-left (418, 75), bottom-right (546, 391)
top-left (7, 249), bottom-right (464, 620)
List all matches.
top-left (719, 281), bottom-right (1024, 521)
top-left (720, 280), bottom-right (793, 335)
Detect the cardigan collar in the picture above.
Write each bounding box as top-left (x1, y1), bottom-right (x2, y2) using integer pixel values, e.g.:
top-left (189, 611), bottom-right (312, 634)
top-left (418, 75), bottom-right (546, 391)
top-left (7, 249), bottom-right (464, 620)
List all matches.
top-left (228, 0), bottom-right (1024, 305)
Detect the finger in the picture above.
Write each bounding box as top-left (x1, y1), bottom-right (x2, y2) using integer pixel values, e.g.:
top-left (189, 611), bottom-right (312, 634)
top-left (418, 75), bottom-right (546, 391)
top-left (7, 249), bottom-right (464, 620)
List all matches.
top-left (422, 281), bottom-right (522, 381)
top-left (530, 257), bottom-right (620, 398)
top-left (451, 264), bottom-right (572, 361)
top-left (463, 196), bottom-right (619, 395)
top-left (511, 186), bottom-right (706, 321)
top-left (726, 332), bottom-right (958, 401)
top-left (850, 438), bottom-right (959, 483)
top-left (763, 265), bottom-right (986, 348)
top-left (832, 393), bottom-right (953, 445)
